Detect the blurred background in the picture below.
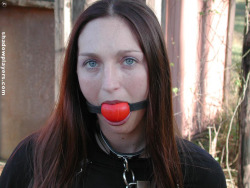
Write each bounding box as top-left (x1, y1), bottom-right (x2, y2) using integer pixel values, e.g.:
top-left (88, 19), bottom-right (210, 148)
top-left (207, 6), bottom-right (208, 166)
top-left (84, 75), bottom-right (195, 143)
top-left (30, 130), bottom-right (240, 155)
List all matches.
top-left (0, 0), bottom-right (249, 187)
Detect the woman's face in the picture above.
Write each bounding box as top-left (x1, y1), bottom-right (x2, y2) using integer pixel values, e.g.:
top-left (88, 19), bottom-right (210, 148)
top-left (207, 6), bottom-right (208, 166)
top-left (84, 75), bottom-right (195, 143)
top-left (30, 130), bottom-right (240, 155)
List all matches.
top-left (77, 17), bottom-right (148, 135)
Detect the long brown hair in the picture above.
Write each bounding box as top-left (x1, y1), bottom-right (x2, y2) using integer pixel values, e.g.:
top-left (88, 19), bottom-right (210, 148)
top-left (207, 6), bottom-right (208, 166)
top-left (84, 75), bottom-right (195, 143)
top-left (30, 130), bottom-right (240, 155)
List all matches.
top-left (33, 0), bottom-right (183, 187)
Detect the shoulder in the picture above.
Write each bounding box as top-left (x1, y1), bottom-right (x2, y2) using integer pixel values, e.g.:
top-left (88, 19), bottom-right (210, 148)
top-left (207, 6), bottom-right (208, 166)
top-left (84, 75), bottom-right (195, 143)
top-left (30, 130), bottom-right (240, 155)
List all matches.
top-left (177, 139), bottom-right (227, 188)
top-left (0, 134), bottom-right (36, 188)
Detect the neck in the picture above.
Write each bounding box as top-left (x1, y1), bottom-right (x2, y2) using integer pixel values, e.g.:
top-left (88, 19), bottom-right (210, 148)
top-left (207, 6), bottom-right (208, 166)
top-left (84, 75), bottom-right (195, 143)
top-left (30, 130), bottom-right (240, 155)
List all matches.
top-left (98, 120), bottom-right (146, 154)
top-left (98, 130), bottom-right (145, 158)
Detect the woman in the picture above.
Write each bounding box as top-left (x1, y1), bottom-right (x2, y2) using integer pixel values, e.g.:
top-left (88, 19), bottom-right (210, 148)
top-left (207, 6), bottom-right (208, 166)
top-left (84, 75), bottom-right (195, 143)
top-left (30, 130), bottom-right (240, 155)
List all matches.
top-left (0, 0), bottom-right (226, 187)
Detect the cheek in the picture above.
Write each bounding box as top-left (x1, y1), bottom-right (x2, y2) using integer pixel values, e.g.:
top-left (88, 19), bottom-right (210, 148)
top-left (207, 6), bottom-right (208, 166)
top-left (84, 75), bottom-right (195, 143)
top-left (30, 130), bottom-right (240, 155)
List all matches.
top-left (139, 75), bottom-right (149, 98)
top-left (78, 76), bottom-right (100, 104)
top-left (128, 71), bottom-right (149, 100)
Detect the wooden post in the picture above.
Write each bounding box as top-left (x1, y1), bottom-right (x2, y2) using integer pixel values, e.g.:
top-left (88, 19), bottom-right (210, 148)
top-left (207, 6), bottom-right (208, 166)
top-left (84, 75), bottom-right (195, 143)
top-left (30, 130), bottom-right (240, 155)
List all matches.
top-left (54, 0), bottom-right (94, 101)
top-left (239, 0), bottom-right (250, 187)
top-left (224, 0), bottom-right (236, 107)
top-left (54, 0), bottom-right (66, 101)
top-left (72, 0), bottom-right (85, 24)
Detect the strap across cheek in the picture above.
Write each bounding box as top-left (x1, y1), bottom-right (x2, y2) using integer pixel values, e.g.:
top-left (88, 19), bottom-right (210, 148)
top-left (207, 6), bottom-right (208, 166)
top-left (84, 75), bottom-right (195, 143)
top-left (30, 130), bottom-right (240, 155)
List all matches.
top-left (101, 103), bottom-right (130, 122)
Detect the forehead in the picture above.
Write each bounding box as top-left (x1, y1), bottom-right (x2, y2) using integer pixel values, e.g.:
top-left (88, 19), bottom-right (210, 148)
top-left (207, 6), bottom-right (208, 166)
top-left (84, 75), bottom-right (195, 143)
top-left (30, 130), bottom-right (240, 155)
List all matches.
top-left (78, 16), bottom-right (141, 53)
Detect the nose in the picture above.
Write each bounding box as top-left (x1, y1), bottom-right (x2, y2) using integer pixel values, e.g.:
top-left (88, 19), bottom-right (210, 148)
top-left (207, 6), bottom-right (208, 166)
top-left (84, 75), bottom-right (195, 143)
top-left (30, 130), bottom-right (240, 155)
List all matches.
top-left (101, 63), bottom-right (120, 93)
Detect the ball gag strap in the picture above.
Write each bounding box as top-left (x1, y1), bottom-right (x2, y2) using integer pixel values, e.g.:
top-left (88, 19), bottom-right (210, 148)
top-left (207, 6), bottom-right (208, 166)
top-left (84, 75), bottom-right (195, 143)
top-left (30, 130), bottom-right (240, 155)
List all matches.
top-left (87, 100), bottom-right (148, 122)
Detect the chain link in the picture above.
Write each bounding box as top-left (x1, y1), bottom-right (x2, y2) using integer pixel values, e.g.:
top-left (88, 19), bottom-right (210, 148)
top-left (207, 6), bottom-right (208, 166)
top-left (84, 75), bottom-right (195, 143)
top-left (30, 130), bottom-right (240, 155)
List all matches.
top-left (126, 182), bottom-right (137, 188)
top-left (122, 157), bottom-right (136, 187)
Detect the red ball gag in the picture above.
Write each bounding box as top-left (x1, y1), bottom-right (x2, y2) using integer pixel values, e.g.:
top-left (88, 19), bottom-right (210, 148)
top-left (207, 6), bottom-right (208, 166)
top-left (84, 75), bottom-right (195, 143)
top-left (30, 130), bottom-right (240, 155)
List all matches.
top-left (101, 102), bottom-right (130, 122)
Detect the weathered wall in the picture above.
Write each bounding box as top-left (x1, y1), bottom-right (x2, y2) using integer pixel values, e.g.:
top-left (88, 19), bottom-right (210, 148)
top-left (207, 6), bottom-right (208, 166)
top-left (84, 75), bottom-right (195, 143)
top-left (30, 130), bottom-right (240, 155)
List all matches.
top-left (0, 6), bottom-right (55, 159)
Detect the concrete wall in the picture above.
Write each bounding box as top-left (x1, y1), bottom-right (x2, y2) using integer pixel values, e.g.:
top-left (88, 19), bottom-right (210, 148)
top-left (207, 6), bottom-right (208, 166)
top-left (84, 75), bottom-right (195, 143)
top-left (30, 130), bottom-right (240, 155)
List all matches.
top-left (0, 6), bottom-right (55, 160)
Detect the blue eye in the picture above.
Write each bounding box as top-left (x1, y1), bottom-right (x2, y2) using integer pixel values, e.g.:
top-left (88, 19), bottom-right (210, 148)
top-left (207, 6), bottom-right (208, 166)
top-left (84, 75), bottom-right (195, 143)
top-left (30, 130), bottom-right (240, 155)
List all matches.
top-left (124, 58), bottom-right (136, 66)
top-left (84, 60), bottom-right (98, 68)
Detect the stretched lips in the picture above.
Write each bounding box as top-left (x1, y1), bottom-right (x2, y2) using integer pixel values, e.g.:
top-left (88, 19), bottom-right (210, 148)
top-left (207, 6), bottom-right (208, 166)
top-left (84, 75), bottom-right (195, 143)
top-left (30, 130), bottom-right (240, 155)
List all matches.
top-left (101, 102), bottom-right (130, 122)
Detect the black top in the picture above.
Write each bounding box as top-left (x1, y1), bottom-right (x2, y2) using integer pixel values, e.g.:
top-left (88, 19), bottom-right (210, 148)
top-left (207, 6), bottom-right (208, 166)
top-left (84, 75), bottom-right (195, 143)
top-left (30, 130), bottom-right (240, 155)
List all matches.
top-left (0, 135), bottom-right (226, 188)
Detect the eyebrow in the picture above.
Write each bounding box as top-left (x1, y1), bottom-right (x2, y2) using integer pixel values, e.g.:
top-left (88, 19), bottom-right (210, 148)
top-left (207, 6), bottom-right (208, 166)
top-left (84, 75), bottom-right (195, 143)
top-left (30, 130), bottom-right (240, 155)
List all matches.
top-left (78, 50), bottom-right (143, 57)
